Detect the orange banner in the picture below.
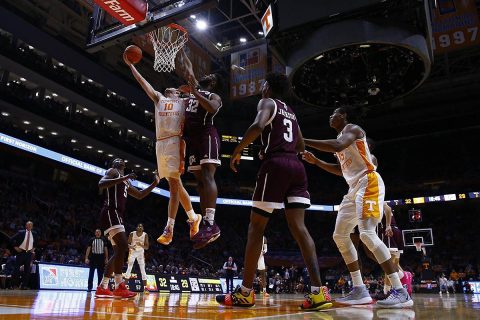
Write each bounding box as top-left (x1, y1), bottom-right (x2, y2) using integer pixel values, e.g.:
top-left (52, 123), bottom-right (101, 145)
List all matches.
top-left (230, 44), bottom-right (268, 100)
top-left (431, 0), bottom-right (480, 53)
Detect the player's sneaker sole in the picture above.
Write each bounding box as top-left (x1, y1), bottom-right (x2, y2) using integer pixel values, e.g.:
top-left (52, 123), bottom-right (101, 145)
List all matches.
top-left (192, 232), bottom-right (220, 249)
top-left (300, 302), bottom-right (333, 311)
top-left (335, 296), bottom-right (373, 305)
top-left (377, 299), bottom-right (414, 308)
top-left (157, 237), bottom-right (172, 245)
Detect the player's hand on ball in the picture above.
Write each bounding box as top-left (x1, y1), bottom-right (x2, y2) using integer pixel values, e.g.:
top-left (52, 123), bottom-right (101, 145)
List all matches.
top-left (301, 151), bottom-right (317, 164)
top-left (178, 84), bottom-right (191, 94)
top-left (123, 52), bottom-right (132, 66)
top-left (230, 152), bottom-right (241, 173)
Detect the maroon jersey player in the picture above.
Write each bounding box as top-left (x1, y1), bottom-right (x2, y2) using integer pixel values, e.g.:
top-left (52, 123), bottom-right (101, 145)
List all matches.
top-left (178, 49), bottom-right (223, 249)
top-left (95, 158), bottom-right (159, 299)
top-left (215, 73), bottom-right (332, 310)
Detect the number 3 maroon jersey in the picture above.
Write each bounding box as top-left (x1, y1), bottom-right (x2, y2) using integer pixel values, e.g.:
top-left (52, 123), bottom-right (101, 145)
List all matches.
top-left (260, 98), bottom-right (299, 156)
top-left (99, 169), bottom-right (130, 231)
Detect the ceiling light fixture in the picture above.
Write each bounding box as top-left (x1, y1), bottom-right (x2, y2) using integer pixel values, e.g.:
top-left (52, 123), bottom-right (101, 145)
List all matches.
top-left (196, 20), bottom-right (208, 31)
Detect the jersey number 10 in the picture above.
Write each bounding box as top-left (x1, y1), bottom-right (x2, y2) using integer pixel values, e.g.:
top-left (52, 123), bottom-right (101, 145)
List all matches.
top-left (164, 103), bottom-right (173, 111)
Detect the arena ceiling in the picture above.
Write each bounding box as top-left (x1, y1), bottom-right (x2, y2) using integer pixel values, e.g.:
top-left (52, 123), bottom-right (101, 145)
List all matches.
top-left (1, 0), bottom-right (480, 141)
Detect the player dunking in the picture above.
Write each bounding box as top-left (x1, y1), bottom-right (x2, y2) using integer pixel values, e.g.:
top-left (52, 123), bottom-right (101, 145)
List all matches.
top-left (302, 107), bottom-right (413, 307)
top-left (125, 223), bottom-right (150, 294)
top-left (177, 49), bottom-right (223, 249)
top-left (216, 73), bottom-right (332, 310)
top-left (95, 158), bottom-right (159, 299)
top-left (124, 54), bottom-right (202, 245)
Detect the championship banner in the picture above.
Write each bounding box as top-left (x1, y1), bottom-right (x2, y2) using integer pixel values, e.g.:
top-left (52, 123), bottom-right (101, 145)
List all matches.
top-left (230, 44), bottom-right (268, 99)
top-left (431, 0), bottom-right (480, 53)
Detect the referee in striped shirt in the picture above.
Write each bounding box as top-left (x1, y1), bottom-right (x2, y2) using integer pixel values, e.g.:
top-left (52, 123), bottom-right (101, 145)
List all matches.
top-left (85, 229), bottom-right (108, 291)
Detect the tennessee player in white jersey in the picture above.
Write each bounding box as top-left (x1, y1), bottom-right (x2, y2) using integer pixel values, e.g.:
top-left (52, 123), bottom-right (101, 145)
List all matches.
top-left (303, 107), bottom-right (413, 308)
top-left (124, 53), bottom-right (202, 247)
top-left (125, 223), bottom-right (149, 294)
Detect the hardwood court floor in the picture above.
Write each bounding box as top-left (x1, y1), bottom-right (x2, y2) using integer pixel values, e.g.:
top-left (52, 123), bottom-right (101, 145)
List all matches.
top-left (0, 290), bottom-right (479, 319)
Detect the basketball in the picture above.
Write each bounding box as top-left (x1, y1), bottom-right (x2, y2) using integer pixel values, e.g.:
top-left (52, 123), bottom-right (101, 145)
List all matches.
top-left (124, 45), bottom-right (142, 64)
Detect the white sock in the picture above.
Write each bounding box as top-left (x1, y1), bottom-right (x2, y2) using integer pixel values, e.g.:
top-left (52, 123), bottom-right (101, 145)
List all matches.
top-left (101, 277), bottom-right (110, 289)
top-left (114, 274), bottom-right (123, 289)
top-left (167, 217), bottom-right (175, 228)
top-left (186, 209), bottom-right (196, 221)
top-left (262, 287), bottom-right (266, 293)
top-left (387, 272), bottom-right (403, 290)
top-left (311, 285), bottom-right (320, 294)
top-left (398, 270), bottom-right (405, 279)
top-left (384, 284), bottom-right (391, 294)
top-left (205, 208), bottom-right (215, 225)
top-left (350, 270), bottom-right (363, 287)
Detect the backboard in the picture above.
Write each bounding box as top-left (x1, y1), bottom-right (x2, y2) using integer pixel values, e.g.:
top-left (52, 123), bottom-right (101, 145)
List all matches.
top-left (402, 228), bottom-right (434, 248)
top-left (86, 0), bottom-right (218, 52)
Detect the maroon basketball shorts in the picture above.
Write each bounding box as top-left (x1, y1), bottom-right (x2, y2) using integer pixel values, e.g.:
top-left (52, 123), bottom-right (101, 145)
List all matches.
top-left (380, 226), bottom-right (404, 254)
top-left (186, 126), bottom-right (221, 172)
top-left (252, 154), bottom-right (310, 214)
top-left (99, 206), bottom-right (125, 235)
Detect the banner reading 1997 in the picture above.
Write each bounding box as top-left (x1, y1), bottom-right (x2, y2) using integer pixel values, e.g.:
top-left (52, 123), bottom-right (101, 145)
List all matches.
top-left (431, 0), bottom-right (480, 53)
top-left (230, 44), bottom-right (267, 100)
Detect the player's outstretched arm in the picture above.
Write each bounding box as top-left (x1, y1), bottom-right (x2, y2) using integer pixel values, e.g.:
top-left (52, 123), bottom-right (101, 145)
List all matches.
top-left (124, 53), bottom-right (160, 104)
top-left (180, 79), bottom-right (222, 114)
top-left (230, 98), bottom-right (274, 172)
top-left (177, 48), bottom-right (198, 85)
top-left (302, 151), bottom-right (343, 176)
top-left (127, 173), bottom-right (160, 200)
top-left (304, 124), bottom-right (362, 153)
top-left (99, 169), bottom-right (135, 190)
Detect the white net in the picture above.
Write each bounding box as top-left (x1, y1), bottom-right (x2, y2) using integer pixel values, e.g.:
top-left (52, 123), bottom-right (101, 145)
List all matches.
top-left (148, 24), bottom-right (188, 73)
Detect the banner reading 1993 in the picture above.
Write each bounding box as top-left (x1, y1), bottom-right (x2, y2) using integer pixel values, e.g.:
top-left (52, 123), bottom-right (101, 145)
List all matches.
top-left (230, 44), bottom-right (267, 100)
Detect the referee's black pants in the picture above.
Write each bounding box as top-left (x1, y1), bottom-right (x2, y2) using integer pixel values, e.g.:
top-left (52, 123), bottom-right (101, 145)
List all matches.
top-left (226, 272), bottom-right (234, 293)
top-left (88, 254), bottom-right (104, 291)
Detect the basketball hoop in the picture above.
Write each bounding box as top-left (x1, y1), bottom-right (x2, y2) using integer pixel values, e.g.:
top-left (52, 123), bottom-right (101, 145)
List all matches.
top-left (148, 23), bottom-right (188, 73)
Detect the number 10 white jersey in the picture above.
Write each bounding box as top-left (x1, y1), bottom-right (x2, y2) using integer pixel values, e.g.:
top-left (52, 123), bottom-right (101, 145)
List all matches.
top-left (155, 97), bottom-right (186, 140)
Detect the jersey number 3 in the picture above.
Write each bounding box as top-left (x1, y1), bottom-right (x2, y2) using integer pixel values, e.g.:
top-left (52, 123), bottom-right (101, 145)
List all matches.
top-left (283, 119), bottom-right (293, 142)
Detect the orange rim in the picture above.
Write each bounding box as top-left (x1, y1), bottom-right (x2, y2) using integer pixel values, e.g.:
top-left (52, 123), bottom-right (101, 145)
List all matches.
top-left (167, 23), bottom-right (188, 38)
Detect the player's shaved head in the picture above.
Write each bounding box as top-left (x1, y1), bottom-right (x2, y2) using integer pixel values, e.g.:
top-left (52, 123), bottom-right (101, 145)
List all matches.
top-left (264, 72), bottom-right (290, 99)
